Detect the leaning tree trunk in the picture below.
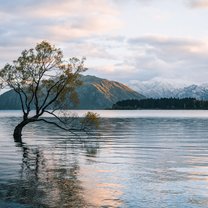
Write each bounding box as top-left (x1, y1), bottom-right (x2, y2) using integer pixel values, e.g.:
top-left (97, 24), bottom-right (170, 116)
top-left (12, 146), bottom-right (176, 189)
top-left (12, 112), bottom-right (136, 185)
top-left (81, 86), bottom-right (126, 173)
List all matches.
top-left (13, 120), bottom-right (29, 143)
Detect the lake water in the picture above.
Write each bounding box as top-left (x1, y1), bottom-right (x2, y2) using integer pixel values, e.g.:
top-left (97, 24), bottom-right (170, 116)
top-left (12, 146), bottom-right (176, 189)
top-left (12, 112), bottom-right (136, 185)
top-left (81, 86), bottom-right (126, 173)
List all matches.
top-left (0, 110), bottom-right (208, 208)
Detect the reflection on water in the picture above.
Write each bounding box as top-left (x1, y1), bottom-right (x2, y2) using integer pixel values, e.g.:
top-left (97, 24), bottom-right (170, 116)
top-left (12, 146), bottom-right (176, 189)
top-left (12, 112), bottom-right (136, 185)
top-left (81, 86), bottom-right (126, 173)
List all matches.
top-left (0, 112), bottom-right (208, 207)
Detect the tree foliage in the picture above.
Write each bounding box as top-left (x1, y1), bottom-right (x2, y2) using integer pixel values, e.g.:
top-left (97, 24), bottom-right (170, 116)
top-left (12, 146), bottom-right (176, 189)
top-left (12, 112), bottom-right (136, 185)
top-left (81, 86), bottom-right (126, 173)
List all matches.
top-left (0, 41), bottom-right (98, 141)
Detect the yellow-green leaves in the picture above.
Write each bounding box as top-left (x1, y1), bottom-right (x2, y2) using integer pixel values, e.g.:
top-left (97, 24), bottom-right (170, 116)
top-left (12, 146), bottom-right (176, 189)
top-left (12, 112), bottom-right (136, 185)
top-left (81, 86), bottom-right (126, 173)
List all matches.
top-left (81, 112), bottom-right (100, 128)
top-left (0, 41), bottom-right (88, 116)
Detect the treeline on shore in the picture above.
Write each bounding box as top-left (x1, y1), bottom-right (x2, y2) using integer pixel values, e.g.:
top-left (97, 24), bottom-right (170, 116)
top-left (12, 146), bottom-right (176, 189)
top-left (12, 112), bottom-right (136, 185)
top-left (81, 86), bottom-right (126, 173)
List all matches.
top-left (112, 98), bottom-right (208, 109)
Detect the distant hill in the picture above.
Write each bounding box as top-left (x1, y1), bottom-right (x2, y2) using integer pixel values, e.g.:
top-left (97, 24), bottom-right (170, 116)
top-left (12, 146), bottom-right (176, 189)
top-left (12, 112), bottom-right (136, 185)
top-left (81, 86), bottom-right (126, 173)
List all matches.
top-left (0, 75), bottom-right (145, 110)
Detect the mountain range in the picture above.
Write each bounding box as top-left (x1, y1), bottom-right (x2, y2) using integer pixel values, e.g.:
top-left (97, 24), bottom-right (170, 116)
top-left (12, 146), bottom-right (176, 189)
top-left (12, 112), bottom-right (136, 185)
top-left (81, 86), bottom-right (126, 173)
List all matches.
top-left (129, 80), bottom-right (208, 100)
top-left (2, 75), bottom-right (208, 110)
top-left (0, 75), bottom-right (145, 110)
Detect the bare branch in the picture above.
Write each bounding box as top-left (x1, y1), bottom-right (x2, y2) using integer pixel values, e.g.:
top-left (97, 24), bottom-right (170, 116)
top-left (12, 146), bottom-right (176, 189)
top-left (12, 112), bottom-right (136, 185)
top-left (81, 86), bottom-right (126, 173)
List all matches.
top-left (44, 110), bottom-right (68, 125)
top-left (13, 88), bottom-right (26, 115)
top-left (37, 118), bottom-right (85, 133)
top-left (40, 81), bottom-right (66, 113)
top-left (39, 78), bottom-right (65, 110)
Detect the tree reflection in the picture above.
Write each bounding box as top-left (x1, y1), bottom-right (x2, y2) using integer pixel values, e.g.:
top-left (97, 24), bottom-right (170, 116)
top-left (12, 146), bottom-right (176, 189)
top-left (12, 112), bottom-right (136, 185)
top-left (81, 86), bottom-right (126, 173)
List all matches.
top-left (0, 136), bottom-right (99, 208)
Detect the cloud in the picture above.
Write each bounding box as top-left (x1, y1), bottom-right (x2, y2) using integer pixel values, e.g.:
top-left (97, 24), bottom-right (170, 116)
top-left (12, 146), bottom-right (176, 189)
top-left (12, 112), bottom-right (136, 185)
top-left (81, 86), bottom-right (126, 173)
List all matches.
top-left (0, 0), bottom-right (208, 85)
top-left (125, 36), bottom-right (208, 82)
top-left (83, 35), bottom-right (208, 83)
top-left (0, 0), bottom-right (122, 46)
top-left (116, 0), bottom-right (208, 9)
top-left (128, 35), bottom-right (207, 63)
top-left (62, 40), bottom-right (115, 60)
top-left (63, 35), bottom-right (208, 84)
top-left (113, 0), bottom-right (153, 5)
top-left (188, 0), bottom-right (208, 8)
top-left (113, 0), bottom-right (208, 9)
top-left (0, 0), bottom-right (122, 66)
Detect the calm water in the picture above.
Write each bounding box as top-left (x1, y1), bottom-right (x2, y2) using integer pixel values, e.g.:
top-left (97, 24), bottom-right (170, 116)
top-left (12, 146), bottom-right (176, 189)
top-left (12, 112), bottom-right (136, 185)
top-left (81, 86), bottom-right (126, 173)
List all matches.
top-left (0, 110), bottom-right (208, 208)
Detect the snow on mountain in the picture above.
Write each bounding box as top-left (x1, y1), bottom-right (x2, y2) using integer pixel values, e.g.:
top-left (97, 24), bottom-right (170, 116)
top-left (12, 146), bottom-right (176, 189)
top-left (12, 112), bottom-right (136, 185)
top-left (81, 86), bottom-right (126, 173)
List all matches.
top-left (0, 88), bottom-right (10, 95)
top-left (128, 79), bottom-right (183, 98)
top-left (128, 79), bottom-right (208, 100)
top-left (175, 84), bottom-right (208, 100)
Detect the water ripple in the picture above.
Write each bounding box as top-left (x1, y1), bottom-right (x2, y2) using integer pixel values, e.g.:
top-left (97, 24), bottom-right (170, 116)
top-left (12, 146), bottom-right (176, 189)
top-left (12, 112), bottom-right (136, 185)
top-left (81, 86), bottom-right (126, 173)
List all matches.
top-left (0, 114), bottom-right (208, 207)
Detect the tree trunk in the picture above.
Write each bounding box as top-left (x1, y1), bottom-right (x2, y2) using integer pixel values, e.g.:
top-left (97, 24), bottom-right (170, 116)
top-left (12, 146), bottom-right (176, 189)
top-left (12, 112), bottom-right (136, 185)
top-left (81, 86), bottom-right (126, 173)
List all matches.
top-left (13, 120), bottom-right (28, 142)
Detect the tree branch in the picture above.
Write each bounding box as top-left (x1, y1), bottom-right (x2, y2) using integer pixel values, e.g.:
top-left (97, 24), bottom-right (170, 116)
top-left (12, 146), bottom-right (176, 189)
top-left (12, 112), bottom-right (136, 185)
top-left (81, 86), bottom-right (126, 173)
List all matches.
top-left (40, 80), bottom-right (66, 114)
top-left (39, 78), bottom-right (65, 111)
top-left (13, 88), bottom-right (26, 115)
top-left (37, 118), bottom-right (85, 133)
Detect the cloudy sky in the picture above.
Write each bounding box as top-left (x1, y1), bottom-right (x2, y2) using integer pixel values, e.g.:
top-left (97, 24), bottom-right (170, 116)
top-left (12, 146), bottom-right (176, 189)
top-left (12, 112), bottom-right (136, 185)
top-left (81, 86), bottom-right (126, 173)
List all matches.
top-left (1, 0), bottom-right (208, 85)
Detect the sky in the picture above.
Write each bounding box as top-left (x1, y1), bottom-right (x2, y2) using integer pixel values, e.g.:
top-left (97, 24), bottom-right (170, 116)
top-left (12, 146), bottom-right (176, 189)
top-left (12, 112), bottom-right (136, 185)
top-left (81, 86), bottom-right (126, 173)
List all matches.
top-left (1, 0), bottom-right (208, 85)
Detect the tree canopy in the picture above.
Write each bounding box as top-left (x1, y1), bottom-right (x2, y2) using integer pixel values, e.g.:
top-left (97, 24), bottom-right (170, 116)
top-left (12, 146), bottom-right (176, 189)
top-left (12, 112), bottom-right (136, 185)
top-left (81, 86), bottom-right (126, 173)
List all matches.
top-left (0, 41), bottom-right (98, 142)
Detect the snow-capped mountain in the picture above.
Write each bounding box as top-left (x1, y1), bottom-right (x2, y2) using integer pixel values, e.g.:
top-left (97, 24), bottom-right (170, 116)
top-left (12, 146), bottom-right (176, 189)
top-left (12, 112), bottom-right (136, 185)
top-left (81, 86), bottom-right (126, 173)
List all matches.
top-left (0, 88), bottom-right (10, 95)
top-left (128, 79), bottom-right (208, 100)
top-left (175, 85), bottom-right (208, 100)
top-left (128, 79), bottom-right (184, 98)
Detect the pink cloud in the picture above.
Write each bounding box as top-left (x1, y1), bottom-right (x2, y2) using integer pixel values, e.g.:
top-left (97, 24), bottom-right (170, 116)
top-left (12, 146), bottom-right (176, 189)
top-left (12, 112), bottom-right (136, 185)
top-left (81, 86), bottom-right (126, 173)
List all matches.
top-left (189, 0), bottom-right (208, 8)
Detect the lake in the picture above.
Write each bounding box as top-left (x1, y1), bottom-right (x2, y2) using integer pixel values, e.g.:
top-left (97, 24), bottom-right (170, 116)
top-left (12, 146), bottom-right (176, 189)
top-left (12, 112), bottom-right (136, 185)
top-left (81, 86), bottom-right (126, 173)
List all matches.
top-left (0, 110), bottom-right (208, 208)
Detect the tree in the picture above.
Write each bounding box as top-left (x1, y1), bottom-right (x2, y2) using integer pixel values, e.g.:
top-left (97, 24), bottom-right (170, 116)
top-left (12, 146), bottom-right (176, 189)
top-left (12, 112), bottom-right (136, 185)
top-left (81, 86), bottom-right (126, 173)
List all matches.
top-left (0, 41), bottom-right (99, 142)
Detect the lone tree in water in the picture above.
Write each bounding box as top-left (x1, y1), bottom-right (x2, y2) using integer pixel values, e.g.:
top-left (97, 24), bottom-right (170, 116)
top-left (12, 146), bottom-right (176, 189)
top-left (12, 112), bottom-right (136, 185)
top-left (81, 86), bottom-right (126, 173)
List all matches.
top-left (0, 41), bottom-right (98, 142)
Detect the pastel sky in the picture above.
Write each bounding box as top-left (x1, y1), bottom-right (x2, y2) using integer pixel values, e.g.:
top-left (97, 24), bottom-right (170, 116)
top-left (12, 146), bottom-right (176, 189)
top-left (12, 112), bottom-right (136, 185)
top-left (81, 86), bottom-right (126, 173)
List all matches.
top-left (1, 0), bottom-right (208, 85)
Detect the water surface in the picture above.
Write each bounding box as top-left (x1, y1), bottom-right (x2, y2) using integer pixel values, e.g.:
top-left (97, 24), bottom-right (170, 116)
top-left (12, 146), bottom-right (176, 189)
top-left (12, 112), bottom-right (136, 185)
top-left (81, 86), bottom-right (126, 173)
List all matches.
top-left (0, 110), bottom-right (208, 208)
